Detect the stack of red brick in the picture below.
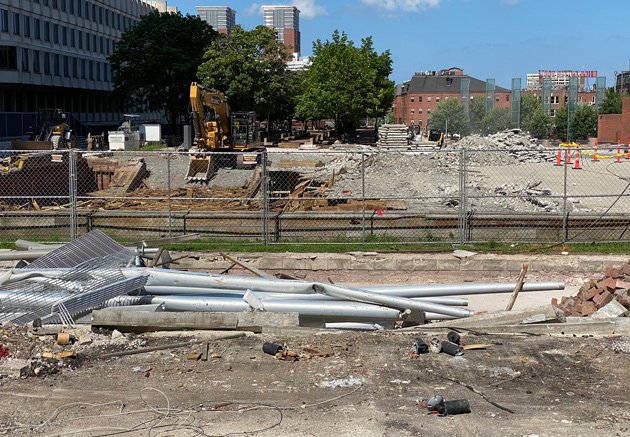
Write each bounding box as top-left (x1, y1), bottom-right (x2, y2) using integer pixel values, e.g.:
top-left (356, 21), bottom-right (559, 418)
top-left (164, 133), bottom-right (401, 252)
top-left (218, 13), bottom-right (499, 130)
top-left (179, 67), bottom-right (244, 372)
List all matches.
top-left (552, 264), bottom-right (630, 317)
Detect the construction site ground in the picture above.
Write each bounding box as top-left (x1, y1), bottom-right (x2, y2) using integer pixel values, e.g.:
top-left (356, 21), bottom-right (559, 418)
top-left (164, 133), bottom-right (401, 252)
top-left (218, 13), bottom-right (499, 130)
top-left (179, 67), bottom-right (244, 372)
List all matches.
top-left (1, 253), bottom-right (629, 436)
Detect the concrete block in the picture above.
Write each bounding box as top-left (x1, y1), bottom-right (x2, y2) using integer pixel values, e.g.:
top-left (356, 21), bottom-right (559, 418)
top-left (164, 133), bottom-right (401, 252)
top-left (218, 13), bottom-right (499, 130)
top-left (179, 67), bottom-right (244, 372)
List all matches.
top-left (591, 300), bottom-right (627, 319)
top-left (414, 257), bottom-right (438, 271)
top-left (350, 259), bottom-right (374, 270)
top-left (258, 257), bottom-right (284, 270)
top-left (282, 258), bottom-right (311, 270)
top-left (372, 258), bottom-right (398, 271)
top-left (395, 258), bottom-right (416, 271)
top-left (577, 259), bottom-right (605, 273)
top-left (326, 257), bottom-right (352, 270)
top-left (593, 291), bottom-right (614, 309)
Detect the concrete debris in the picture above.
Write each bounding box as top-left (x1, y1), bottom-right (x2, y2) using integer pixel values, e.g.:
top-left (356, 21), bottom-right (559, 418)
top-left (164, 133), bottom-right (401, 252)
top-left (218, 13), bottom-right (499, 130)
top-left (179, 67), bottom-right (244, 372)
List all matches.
top-left (317, 376), bottom-right (365, 388)
top-left (377, 124), bottom-right (409, 147)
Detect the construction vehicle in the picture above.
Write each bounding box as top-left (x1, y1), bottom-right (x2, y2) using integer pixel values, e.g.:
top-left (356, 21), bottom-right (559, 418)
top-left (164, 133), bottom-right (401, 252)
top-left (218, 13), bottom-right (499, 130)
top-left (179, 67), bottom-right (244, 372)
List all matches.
top-left (427, 128), bottom-right (445, 147)
top-left (11, 108), bottom-right (77, 150)
top-left (187, 82), bottom-right (262, 182)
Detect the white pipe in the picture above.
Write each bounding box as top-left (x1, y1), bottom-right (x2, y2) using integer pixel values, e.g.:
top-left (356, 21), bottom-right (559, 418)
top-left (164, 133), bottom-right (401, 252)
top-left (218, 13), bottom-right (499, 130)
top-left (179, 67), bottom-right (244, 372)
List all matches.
top-left (313, 283), bottom-right (473, 318)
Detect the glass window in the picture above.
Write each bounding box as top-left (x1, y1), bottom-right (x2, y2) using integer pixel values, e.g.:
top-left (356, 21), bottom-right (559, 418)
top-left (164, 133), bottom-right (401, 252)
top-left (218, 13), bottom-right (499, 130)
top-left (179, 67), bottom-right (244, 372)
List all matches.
top-left (70, 29), bottom-right (75, 47)
top-left (89, 60), bottom-right (93, 80)
top-left (33, 50), bottom-right (40, 73)
top-left (62, 26), bottom-right (67, 45)
top-left (53, 24), bottom-right (59, 43)
top-left (81, 58), bottom-right (86, 78)
top-left (63, 55), bottom-right (69, 77)
top-left (44, 22), bottom-right (50, 42)
top-left (34, 19), bottom-right (40, 39)
top-left (43, 52), bottom-right (50, 74)
top-left (23, 16), bottom-right (30, 37)
top-left (72, 57), bottom-right (78, 78)
top-left (21, 48), bottom-right (29, 71)
top-left (61, 0), bottom-right (66, 12)
top-left (54, 53), bottom-right (60, 76)
top-left (0, 10), bottom-right (8, 33)
top-left (12, 12), bottom-right (19, 35)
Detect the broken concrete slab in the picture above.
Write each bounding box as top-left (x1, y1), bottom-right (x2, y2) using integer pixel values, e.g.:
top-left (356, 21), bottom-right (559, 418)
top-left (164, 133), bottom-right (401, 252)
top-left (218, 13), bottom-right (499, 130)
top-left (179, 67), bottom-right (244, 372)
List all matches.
top-left (591, 300), bottom-right (627, 319)
top-left (427, 305), bottom-right (565, 329)
top-left (92, 308), bottom-right (300, 333)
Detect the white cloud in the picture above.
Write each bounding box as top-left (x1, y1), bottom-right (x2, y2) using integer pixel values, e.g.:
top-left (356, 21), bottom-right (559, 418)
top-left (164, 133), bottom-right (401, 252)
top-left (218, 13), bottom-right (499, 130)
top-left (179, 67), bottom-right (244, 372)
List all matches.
top-left (292, 0), bottom-right (327, 19)
top-left (359, 0), bottom-right (442, 12)
top-left (244, 0), bottom-right (326, 19)
top-left (244, 3), bottom-right (262, 17)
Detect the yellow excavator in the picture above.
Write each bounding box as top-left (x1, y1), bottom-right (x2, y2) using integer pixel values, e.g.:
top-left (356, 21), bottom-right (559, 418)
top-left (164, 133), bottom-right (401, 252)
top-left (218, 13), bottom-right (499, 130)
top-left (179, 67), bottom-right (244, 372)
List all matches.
top-left (187, 82), bottom-right (262, 182)
top-left (11, 108), bottom-right (77, 150)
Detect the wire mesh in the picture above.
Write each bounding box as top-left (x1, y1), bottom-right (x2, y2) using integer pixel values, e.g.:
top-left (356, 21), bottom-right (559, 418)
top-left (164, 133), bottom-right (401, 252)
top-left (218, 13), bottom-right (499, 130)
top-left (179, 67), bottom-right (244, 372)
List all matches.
top-left (2, 145), bottom-right (630, 246)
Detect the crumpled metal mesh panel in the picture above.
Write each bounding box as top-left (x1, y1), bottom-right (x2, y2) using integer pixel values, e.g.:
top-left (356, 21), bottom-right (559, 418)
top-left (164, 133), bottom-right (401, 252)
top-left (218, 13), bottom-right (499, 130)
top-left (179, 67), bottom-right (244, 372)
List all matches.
top-left (25, 229), bottom-right (134, 269)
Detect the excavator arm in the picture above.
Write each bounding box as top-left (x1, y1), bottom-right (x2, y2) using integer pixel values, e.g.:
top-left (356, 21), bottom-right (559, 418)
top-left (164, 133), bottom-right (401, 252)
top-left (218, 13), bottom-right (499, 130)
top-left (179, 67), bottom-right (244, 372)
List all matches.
top-left (190, 82), bottom-right (231, 151)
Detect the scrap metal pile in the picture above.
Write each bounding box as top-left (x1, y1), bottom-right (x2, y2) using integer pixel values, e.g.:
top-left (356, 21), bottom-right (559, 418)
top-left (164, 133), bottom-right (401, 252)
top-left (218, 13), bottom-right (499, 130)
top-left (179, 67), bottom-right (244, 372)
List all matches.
top-left (0, 230), bottom-right (566, 329)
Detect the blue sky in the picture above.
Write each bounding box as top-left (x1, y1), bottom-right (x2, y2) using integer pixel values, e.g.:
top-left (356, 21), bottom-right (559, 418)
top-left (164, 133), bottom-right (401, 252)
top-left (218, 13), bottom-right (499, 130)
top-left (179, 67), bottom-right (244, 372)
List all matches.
top-left (170, 0), bottom-right (629, 89)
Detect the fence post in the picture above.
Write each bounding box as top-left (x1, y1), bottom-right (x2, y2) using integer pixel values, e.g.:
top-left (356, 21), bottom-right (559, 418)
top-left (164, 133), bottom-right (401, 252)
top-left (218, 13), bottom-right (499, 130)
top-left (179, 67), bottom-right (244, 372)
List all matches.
top-left (68, 150), bottom-right (78, 240)
top-left (261, 150), bottom-right (269, 245)
top-left (361, 151), bottom-right (366, 242)
top-left (458, 148), bottom-right (468, 244)
top-left (167, 152), bottom-right (172, 237)
top-left (562, 147), bottom-right (569, 242)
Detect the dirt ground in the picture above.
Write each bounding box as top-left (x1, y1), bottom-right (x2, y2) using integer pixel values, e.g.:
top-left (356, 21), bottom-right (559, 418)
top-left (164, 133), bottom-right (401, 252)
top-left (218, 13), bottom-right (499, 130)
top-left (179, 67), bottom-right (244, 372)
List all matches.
top-left (0, 268), bottom-right (628, 436)
top-left (0, 328), bottom-right (629, 437)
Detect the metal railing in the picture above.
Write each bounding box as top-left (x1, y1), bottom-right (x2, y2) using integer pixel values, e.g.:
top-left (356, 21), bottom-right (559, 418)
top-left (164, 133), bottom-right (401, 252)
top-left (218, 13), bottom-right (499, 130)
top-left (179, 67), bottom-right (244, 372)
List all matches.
top-left (1, 145), bottom-right (629, 245)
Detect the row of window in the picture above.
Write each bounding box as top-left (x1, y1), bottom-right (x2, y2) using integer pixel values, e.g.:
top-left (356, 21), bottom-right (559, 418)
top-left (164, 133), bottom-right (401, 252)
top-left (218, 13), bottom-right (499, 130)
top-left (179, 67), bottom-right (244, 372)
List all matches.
top-left (1, 11), bottom-right (118, 57)
top-left (409, 95), bottom-right (510, 104)
top-left (19, 47), bottom-right (111, 83)
top-left (30, 0), bottom-right (140, 32)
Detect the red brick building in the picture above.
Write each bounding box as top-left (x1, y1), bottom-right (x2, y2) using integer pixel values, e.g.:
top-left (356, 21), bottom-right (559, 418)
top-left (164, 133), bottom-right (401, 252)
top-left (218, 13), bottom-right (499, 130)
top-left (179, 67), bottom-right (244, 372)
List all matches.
top-left (522, 89), bottom-right (597, 117)
top-left (598, 96), bottom-right (630, 144)
top-left (393, 68), bottom-right (511, 128)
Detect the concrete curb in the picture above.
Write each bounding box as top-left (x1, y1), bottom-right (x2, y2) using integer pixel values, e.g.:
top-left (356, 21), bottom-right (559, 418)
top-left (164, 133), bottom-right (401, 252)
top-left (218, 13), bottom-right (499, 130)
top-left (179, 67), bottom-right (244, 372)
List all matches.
top-left (175, 252), bottom-right (629, 274)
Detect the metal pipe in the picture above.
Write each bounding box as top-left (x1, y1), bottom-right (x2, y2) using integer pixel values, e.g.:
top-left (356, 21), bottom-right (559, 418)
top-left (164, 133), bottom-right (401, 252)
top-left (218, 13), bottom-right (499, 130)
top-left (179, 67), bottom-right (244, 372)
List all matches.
top-left (362, 282), bottom-right (565, 297)
top-left (148, 295), bottom-right (410, 322)
top-left (313, 283), bottom-right (473, 318)
top-left (142, 286), bottom-right (469, 306)
top-left (325, 322), bottom-right (385, 331)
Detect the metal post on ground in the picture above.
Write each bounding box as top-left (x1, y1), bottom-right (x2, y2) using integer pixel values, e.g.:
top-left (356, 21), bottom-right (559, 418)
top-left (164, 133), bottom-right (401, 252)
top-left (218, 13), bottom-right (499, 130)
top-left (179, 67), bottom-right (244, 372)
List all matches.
top-left (261, 150), bottom-right (269, 245)
top-left (361, 151), bottom-right (366, 242)
top-left (562, 148), bottom-right (569, 242)
top-left (167, 153), bottom-right (172, 237)
top-left (69, 150), bottom-right (78, 240)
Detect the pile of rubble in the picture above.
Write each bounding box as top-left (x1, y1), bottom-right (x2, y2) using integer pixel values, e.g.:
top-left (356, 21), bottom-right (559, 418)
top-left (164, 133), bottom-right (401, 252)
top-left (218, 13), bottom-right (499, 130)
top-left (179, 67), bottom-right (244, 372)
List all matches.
top-left (376, 124), bottom-right (409, 147)
top-left (444, 130), bottom-right (556, 166)
top-left (553, 264), bottom-right (630, 317)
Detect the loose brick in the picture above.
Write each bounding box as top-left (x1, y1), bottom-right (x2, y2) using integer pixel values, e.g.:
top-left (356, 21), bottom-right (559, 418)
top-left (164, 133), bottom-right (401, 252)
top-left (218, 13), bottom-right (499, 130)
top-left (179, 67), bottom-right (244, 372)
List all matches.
top-left (574, 301), bottom-right (583, 314)
top-left (604, 267), bottom-right (621, 278)
top-left (596, 277), bottom-right (617, 291)
top-left (581, 301), bottom-right (597, 316)
top-left (622, 263), bottom-right (630, 276)
top-left (551, 297), bottom-right (559, 307)
top-left (582, 288), bottom-right (599, 301)
top-left (615, 280), bottom-right (630, 290)
top-left (593, 290), bottom-right (614, 309)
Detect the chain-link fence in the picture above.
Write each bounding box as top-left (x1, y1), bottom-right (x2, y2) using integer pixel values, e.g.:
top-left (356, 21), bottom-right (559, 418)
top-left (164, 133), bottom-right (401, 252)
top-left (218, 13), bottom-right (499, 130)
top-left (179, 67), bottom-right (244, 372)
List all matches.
top-left (1, 146), bottom-right (629, 245)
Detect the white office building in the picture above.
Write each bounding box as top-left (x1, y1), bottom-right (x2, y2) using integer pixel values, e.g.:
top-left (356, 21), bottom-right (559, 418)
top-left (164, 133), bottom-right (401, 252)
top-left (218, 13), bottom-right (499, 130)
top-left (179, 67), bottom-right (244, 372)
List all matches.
top-left (0, 0), bottom-right (158, 137)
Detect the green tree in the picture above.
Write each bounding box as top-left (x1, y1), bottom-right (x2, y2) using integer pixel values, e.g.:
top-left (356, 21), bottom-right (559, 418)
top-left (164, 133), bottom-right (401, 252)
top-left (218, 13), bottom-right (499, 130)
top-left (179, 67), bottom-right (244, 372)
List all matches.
top-left (520, 94), bottom-right (550, 138)
top-left (599, 88), bottom-right (623, 114)
top-left (571, 105), bottom-right (598, 140)
top-left (428, 99), bottom-right (470, 137)
top-left (296, 31), bottom-right (394, 138)
top-left (109, 12), bottom-right (216, 129)
top-left (480, 107), bottom-right (512, 135)
top-left (469, 97), bottom-right (486, 134)
top-left (552, 106), bottom-right (568, 140)
top-left (197, 26), bottom-right (290, 134)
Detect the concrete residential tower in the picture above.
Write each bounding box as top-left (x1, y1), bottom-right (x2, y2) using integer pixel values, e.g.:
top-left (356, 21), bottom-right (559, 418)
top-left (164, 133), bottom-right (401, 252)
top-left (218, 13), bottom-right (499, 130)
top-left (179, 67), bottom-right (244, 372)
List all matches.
top-left (196, 6), bottom-right (235, 35)
top-left (262, 5), bottom-right (300, 60)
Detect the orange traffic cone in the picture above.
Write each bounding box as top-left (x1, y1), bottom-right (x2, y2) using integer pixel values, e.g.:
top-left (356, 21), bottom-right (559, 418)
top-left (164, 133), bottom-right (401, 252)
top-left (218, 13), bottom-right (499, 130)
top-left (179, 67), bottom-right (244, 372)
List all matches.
top-left (593, 139), bottom-right (599, 162)
top-left (617, 140), bottom-right (622, 163)
top-left (566, 145), bottom-right (572, 164)
top-left (574, 148), bottom-right (582, 170)
top-left (555, 147), bottom-right (563, 166)
top-left (627, 140), bottom-right (630, 159)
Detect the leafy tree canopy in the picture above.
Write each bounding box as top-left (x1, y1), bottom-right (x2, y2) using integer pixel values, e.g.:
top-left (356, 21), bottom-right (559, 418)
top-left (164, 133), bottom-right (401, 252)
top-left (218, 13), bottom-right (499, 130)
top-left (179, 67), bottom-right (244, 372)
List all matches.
top-left (571, 105), bottom-right (598, 140)
top-left (469, 97), bottom-right (486, 134)
top-left (110, 11), bottom-right (216, 127)
top-left (480, 107), bottom-right (512, 135)
top-left (599, 88), bottom-right (623, 114)
top-left (520, 94), bottom-right (551, 139)
top-left (197, 26), bottom-right (290, 127)
top-left (295, 30), bottom-right (394, 137)
top-left (429, 99), bottom-right (471, 137)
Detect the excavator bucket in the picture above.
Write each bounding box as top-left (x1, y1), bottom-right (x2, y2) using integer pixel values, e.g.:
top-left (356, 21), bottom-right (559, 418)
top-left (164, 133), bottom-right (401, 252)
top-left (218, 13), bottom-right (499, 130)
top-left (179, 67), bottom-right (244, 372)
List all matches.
top-left (186, 155), bottom-right (217, 182)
